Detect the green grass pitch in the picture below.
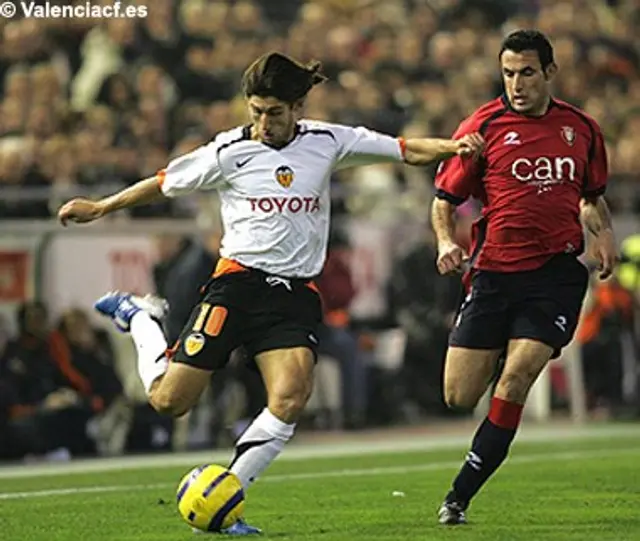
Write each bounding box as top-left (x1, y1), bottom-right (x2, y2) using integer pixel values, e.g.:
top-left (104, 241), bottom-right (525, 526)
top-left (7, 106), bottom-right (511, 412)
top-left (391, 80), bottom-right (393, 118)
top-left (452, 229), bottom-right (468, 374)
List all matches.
top-left (1, 425), bottom-right (639, 540)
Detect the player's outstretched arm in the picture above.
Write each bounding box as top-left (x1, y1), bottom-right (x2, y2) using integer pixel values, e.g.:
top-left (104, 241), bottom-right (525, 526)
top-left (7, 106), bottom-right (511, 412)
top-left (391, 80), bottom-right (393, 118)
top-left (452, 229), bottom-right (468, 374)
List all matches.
top-left (58, 176), bottom-right (164, 226)
top-left (580, 196), bottom-right (618, 279)
top-left (403, 133), bottom-right (484, 166)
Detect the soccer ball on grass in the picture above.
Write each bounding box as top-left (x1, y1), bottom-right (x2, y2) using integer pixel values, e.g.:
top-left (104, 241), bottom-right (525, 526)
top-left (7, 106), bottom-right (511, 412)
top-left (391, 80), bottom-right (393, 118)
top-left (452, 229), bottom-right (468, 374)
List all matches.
top-left (176, 464), bottom-right (245, 533)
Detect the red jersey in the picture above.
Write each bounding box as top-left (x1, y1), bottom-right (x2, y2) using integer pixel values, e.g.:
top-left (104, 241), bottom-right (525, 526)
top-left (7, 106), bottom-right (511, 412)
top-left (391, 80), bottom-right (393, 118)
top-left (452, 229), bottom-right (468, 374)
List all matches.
top-left (435, 95), bottom-right (608, 273)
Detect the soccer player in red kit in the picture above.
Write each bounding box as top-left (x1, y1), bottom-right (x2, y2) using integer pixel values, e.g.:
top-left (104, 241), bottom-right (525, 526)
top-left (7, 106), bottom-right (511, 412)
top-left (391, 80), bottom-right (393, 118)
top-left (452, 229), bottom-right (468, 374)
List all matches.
top-left (431, 30), bottom-right (618, 524)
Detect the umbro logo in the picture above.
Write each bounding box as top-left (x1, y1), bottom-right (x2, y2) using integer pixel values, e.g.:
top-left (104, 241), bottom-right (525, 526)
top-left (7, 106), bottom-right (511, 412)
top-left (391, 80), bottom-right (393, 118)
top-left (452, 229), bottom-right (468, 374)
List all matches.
top-left (503, 131), bottom-right (521, 145)
top-left (236, 156), bottom-right (255, 168)
top-left (465, 451), bottom-right (483, 471)
top-left (554, 315), bottom-right (568, 333)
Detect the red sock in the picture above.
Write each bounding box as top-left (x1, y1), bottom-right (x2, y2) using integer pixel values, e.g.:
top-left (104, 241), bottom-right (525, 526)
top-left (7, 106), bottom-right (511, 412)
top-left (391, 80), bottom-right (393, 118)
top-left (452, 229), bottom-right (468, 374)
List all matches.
top-left (487, 396), bottom-right (523, 429)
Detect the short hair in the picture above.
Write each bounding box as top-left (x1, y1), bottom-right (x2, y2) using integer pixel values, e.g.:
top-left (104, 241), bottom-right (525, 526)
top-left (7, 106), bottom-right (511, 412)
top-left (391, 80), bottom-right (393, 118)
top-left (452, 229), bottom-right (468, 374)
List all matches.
top-left (242, 52), bottom-right (327, 104)
top-left (16, 300), bottom-right (47, 334)
top-left (499, 30), bottom-right (555, 70)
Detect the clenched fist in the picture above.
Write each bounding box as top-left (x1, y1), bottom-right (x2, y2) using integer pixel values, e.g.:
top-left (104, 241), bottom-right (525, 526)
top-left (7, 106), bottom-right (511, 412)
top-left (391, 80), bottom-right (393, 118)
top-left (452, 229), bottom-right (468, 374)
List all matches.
top-left (455, 133), bottom-right (485, 159)
top-left (437, 241), bottom-right (468, 275)
top-left (58, 198), bottom-right (104, 226)
top-left (593, 229), bottom-right (619, 280)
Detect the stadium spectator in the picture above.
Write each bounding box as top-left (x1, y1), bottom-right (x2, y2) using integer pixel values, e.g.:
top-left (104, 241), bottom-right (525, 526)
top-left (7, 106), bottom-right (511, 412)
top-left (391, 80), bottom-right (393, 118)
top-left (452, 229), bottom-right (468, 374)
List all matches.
top-left (0, 301), bottom-right (98, 459)
top-left (57, 307), bottom-right (123, 411)
top-left (1, 0), bottom-right (638, 219)
top-left (576, 277), bottom-right (634, 417)
top-left (152, 232), bottom-right (220, 345)
top-left (390, 228), bottom-right (461, 418)
top-left (316, 229), bottom-right (371, 430)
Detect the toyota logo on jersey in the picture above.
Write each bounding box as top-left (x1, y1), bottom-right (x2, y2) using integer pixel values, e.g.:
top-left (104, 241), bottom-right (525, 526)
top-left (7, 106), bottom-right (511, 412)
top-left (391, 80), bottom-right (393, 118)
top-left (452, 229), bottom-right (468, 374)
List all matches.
top-left (248, 196), bottom-right (320, 213)
top-left (275, 166), bottom-right (294, 188)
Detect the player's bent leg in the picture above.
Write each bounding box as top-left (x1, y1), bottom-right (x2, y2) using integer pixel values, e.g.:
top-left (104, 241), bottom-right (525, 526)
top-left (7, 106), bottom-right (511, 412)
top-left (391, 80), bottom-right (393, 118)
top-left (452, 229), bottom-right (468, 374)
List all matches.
top-left (443, 346), bottom-right (503, 410)
top-left (148, 362), bottom-right (212, 418)
top-left (228, 347), bottom-right (314, 489)
top-left (95, 290), bottom-right (216, 419)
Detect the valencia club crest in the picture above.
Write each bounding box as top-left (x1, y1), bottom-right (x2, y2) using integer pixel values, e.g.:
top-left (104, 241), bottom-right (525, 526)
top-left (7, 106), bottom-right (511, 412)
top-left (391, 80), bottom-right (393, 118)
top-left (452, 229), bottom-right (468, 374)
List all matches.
top-left (275, 166), bottom-right (294, 188)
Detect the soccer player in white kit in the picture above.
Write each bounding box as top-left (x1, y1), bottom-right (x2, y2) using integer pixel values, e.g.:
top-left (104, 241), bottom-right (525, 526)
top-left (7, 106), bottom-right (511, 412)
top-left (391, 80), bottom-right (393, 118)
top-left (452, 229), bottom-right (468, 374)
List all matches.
top-left (58, 52), bottom-right (484, 536)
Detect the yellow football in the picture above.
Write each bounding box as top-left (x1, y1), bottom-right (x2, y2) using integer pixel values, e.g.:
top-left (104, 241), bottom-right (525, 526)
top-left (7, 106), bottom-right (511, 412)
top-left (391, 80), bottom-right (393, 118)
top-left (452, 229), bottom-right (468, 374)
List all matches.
top-left (176, 464), bottom-right (245, 532)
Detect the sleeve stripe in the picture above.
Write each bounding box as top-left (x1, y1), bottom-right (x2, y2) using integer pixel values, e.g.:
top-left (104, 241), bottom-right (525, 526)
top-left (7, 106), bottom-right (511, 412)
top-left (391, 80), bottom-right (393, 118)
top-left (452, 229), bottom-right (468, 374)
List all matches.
top-left (156, 169), bottom-right (166, 188)
top-left (582, 186), bottom-right (606, 198)
top-left (398, 137), bottom-right (407, 159)
top-left (435, 189), bottom-right (466, 206)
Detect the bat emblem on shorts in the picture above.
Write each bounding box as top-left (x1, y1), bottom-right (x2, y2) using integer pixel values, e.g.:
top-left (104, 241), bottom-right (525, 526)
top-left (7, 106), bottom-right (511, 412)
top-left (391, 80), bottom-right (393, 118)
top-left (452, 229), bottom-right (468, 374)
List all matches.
top-left (184, 332), bottom-right (205, 356)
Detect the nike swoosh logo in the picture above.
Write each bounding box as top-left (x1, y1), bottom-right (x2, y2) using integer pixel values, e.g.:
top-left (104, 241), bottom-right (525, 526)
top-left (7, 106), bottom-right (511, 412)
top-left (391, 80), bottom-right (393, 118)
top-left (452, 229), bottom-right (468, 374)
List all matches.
top-left (236, 156), bottom-right (254, 168)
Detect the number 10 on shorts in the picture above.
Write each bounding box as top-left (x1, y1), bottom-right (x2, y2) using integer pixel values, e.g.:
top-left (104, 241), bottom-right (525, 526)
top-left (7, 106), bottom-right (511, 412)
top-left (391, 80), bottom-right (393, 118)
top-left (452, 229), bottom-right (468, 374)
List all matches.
top-left (193, 303), bottom-right (228, 337)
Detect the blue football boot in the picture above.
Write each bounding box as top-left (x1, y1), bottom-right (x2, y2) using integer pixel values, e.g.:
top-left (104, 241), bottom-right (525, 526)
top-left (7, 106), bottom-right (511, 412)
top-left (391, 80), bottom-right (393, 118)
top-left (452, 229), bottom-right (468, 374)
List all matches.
top-left (192, 518), bottom-right (262, 536)
top-left (94, 291), bottom-right (168, 332)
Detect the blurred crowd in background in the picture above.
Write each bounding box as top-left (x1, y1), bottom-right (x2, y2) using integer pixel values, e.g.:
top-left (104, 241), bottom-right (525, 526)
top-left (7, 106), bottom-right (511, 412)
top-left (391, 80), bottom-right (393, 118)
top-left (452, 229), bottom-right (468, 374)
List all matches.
top-left (1, 0), bottom-right (639, 462)
top-left (1, 0), bottom-right (640, 219)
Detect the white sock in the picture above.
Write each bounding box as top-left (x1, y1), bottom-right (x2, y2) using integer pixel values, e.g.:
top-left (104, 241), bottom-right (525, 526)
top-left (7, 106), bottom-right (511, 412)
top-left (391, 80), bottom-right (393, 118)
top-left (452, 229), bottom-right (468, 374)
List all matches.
top-left (229, 408), bottom-right (295, 488)
top-left (130, 311), bottom-right (169, 394)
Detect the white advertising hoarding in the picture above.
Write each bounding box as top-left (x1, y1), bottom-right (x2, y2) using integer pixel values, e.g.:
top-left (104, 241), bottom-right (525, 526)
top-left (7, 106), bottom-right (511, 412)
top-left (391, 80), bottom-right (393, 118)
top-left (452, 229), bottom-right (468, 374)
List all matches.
top-left (42, 235), bottom-right (157, 320)
top-left (0, 235), bottom-right (41, 337)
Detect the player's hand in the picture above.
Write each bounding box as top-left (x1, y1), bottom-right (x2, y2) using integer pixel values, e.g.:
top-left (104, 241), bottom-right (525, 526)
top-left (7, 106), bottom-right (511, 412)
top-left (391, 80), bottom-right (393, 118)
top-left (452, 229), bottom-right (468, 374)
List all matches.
top-left (456, 133), bottom-right (484, 159)
top-left (594, 229), bottom-right (618, 280)
top-left (437, 241), bottom-right (468, 275)
top-left (58, 198), bottom-right (104, 226)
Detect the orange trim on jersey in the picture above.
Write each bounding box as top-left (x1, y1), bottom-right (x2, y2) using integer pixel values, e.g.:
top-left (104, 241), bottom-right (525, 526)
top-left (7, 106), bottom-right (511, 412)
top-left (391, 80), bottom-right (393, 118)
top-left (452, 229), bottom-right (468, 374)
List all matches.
top-left (398, 137), bottom-right (407, 158)
top-left (212, 258), bottom-right (250, 278)
top-left (306, 280), bottom-right (320, 295)
top-left (213, 258), bottom-right (321, 297)
top-left (156, 169), bottom-right (166, 188)
top-left (325, 309), bottom-right (349, 328)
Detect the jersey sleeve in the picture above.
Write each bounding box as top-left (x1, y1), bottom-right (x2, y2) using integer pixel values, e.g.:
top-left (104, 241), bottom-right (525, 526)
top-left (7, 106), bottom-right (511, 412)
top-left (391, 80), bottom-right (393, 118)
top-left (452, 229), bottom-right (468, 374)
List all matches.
top-left (331, 125), bottom-right (404, 170)
top-left (157, 139), bottom-right (225, 198)
top-left (582, 122), bottom-right (608, 198)
top-left (434, 117), bottom-right (484, 206)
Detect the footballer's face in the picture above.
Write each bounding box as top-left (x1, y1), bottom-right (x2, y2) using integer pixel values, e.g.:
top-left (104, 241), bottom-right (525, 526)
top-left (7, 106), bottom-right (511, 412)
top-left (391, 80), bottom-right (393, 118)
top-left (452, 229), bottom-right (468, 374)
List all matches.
top-left (247, 95), bottom-right (301, 148)
top-left (500, 49), bottom-right (556, 116)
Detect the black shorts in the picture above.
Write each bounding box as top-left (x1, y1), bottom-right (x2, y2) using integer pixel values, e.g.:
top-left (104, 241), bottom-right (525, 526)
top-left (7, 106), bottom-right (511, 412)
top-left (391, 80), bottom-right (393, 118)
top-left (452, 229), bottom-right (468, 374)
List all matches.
top-left (170, 268), bottom-right (323, 371)
top-left (450, 254), bottom-right (589, 357)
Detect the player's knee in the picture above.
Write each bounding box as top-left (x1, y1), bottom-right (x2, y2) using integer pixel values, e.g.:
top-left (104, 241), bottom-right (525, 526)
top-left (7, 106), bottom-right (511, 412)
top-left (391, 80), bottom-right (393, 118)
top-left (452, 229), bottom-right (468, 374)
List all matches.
top-left (444, 387), bottom-right (481, 411)
top-left (149, 389), bottom-right (190, 418)
top-left (268, 383), bottom-right (312, 423)
top-left (494, 371), bottom-right (530, 403)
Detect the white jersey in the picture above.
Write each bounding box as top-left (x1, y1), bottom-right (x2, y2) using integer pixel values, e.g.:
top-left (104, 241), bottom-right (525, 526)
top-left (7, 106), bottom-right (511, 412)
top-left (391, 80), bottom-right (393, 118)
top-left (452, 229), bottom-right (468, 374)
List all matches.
top-left (159, 120), bottom-right (404, 278)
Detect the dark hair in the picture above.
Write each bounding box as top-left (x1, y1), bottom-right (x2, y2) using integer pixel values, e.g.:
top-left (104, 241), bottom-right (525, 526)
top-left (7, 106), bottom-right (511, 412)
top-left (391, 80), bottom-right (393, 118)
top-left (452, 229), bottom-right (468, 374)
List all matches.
top-left (16, 300), bottom-right (47, 334)
top-left (242, 52), bottom-right (327, 104)
top-left (499, 30), bottom-right (555, 70)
